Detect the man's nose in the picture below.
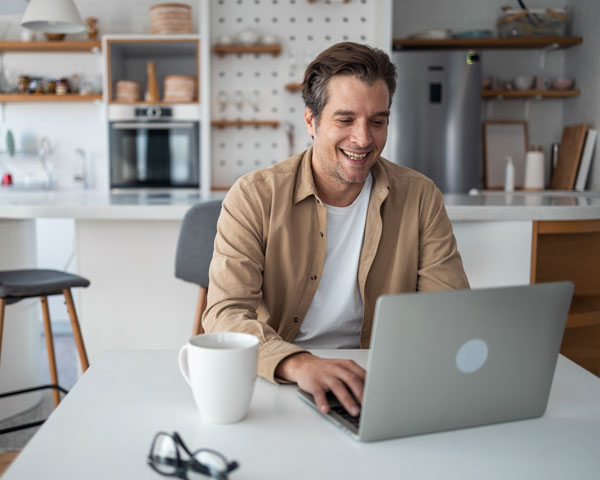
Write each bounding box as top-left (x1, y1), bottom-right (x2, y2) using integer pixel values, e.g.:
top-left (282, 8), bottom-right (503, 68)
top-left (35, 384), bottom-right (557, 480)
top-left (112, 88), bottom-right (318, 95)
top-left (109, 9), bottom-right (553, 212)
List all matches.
top-left (350, 120), bottom-right (372, 147)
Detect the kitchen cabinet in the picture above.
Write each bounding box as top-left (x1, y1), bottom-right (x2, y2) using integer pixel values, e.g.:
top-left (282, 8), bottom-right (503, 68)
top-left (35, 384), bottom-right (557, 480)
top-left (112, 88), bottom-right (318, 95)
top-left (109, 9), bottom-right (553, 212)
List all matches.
top-left (104, 35), bottom-right (200, 105)
top-left (531, 219), bottom-right (600, 375)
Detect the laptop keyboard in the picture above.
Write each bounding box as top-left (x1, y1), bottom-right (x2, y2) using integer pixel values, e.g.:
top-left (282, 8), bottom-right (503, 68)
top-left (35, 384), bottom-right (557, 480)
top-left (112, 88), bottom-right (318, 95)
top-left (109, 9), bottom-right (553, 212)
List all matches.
top-left (331, 404), bottom-right (361, 429)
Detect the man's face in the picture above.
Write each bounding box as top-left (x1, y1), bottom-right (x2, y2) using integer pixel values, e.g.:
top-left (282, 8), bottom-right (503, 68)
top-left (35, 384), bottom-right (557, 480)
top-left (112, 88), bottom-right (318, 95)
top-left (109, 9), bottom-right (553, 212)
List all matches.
top-left (305, 75), bottom-right (390, 189)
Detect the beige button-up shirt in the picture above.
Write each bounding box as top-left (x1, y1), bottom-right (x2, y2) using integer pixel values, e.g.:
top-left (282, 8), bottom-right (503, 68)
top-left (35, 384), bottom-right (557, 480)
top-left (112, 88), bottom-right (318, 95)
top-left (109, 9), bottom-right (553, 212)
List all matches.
top-left (203, 148), bottom-right (469, 382)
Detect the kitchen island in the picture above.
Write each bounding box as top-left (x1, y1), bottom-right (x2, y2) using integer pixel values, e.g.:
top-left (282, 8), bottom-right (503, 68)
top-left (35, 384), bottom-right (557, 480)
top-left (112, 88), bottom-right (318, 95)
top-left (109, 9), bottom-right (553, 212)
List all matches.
top-left (1, 189), bottom-right (599, 372)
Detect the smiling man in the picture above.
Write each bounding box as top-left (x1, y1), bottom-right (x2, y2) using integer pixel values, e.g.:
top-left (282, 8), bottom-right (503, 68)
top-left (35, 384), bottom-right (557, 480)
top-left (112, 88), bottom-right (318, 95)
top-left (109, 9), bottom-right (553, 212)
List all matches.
top-left (203, 42), bottom-right (469, 418)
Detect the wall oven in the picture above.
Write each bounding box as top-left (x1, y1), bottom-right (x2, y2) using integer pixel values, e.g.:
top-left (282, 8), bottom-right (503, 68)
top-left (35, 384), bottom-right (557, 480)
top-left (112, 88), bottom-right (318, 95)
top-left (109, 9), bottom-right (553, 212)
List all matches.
top-left (109, 105), bottom-right (200, 189)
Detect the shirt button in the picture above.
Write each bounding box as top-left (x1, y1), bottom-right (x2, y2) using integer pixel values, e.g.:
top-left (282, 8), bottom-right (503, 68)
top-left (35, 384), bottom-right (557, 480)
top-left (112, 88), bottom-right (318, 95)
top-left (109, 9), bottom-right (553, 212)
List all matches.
top-left (310, 275), bottom-right (317, 280)
top-left (319, 232), bottom-right (324, 237)
top-left (293, 317), bottom-right (299, 323)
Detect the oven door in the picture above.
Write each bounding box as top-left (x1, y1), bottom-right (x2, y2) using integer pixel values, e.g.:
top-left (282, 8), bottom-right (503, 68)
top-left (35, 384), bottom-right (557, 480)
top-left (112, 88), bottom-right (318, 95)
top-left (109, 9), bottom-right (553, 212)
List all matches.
top-left (109, 121), bottom-right (200, 189)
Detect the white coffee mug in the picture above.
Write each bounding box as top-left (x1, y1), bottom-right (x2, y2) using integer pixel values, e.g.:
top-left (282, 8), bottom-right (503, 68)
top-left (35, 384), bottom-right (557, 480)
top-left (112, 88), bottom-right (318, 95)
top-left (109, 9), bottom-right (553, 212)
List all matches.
top-left (179, 332), bottom-right (259, 424)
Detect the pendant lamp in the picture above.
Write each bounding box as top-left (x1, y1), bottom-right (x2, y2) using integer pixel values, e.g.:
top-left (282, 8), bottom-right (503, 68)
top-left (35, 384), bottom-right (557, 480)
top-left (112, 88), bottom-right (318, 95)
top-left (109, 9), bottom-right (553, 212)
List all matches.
top-left (21, 0), bottom-right (85, 33)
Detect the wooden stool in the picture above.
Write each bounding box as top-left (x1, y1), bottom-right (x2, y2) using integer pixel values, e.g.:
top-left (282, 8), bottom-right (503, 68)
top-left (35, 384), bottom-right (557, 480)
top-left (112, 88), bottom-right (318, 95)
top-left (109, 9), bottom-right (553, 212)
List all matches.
top-left (0, 269), bottom-right (90, 432)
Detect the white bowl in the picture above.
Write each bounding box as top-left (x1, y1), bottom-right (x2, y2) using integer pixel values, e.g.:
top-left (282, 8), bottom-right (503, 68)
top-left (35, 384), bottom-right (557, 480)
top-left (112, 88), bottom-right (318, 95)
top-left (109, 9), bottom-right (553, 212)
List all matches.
top-left (514, 76), bottom-right (535, 90)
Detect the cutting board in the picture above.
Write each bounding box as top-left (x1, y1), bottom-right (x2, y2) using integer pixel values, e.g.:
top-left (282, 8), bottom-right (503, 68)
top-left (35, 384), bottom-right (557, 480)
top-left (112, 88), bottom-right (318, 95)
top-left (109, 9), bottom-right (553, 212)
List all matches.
top-left (551, 123), bottom-right (588, 190)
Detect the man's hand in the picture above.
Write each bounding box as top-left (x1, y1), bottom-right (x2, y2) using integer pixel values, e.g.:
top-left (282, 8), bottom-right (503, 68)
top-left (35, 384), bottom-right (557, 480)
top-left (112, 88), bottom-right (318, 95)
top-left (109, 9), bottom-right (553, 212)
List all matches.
top-left (275, 352), bottom-right (366, 416)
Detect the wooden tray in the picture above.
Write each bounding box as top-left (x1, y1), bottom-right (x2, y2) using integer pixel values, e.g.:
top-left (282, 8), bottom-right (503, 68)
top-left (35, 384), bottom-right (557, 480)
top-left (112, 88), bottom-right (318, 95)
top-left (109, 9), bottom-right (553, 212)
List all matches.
top-left (551, 124), bottom-right (588, 190)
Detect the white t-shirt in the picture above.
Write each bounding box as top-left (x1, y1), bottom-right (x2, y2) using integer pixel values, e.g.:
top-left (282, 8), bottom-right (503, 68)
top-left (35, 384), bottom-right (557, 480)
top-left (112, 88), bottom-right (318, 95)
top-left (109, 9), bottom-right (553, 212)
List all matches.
top-left (293, 174), bottom-right (373, 349)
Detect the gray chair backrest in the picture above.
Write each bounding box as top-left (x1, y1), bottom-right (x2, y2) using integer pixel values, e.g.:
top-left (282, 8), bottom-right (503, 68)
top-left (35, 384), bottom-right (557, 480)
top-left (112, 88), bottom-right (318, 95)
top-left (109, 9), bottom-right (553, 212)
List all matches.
top-left (175, 200), bottom-right (223, 288)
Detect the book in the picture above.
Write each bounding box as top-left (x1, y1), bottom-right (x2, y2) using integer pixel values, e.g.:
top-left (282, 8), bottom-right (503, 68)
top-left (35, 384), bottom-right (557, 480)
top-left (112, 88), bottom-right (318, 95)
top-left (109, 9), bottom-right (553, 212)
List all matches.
top-left (574, 129), bottom-right (597, 192)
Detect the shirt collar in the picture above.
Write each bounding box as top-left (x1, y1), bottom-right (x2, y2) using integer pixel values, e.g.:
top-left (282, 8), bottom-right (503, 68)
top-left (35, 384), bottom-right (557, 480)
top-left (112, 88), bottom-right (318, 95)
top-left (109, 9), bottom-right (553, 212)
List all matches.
top-left (293, 146), bottom-right (391, 205)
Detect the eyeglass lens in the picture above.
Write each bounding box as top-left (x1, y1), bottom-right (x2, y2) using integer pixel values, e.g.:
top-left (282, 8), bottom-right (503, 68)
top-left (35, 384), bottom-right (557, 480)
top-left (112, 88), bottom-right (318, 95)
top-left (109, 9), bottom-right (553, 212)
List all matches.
top-left (151, 433), bottom-right (179, 475)
top-left (189, 450), bottom-right (229, 479)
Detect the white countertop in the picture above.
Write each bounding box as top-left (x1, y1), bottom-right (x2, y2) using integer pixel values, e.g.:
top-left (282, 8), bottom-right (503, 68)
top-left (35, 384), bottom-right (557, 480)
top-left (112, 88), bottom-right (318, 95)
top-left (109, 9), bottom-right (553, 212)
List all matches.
top-left (0, 189), bottom-right (599, 221)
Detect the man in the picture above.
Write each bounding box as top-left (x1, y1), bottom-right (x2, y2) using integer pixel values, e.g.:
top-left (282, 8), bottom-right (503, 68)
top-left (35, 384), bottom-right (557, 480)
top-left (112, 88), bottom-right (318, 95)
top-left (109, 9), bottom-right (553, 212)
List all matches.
top-left (203, 42), bottom-right (469, 418)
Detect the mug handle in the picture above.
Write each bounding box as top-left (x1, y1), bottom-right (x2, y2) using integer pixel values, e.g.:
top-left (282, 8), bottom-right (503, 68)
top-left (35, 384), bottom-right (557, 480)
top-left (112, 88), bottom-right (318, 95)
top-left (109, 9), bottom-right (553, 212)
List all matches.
top-left (178, 345), bottom-right (192, 387)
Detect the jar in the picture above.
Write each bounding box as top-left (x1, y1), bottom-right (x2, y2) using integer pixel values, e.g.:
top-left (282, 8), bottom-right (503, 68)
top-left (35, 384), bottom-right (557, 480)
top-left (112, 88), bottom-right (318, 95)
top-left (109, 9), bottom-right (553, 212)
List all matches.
top-left (56, 79), bottom-right (69, 95)
top-left (85, 17), bottom-right (98, 41)
top-left (17, 75), bottom-right (30, 93)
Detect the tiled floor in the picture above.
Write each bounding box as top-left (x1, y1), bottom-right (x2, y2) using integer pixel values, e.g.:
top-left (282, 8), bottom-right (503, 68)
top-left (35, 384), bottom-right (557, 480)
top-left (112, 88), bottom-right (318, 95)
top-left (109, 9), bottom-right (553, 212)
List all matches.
top-left (0, 333), bottom-right (77, 453)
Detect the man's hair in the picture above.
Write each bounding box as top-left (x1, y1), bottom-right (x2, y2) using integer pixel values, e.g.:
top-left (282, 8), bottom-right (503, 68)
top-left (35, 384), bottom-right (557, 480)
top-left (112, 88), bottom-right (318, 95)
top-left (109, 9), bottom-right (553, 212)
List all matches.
top-left (301, 42), bottom-right (397, 123)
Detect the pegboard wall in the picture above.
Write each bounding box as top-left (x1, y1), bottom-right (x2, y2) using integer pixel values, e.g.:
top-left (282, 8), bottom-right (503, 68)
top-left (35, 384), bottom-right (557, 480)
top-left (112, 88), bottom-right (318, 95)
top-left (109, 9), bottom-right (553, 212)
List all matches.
top-left (210, 0), bottom-right (381, 188)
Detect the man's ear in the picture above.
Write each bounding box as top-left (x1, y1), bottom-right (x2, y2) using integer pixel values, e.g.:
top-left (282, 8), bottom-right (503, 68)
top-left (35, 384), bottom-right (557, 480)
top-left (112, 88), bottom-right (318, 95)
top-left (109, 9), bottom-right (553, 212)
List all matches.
top-left (304, 107), bottom-right (316, 138)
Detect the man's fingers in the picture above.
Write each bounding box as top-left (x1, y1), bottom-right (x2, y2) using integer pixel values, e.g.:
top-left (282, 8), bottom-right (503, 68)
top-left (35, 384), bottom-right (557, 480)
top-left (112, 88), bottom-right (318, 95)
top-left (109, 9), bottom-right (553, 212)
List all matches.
top-left (328, 379), bottom-right (360, 417)
top-left (312, 388), bottom-right (330, 414)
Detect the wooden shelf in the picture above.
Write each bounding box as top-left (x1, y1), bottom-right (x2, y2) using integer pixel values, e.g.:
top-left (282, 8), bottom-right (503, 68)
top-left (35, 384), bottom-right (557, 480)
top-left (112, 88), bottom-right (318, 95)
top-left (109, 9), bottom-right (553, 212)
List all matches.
top-left (0, 94), bottom-right (102, 103)
top-left (482, 89), bottom-right (580, 99)
top-left (567, 295), bottom-right (600, 329)
top-left (109, 101), bottom-right (199, 106)
top-left (212, 120), bottom-right (280, 129)
top-left (392, 37), bottom-right (582, 50)
top-left (213, 44), bottom-right (282, 57)
top-left (0, 40), bottom-right (101, 52)
top-left (285, 82), bottom-right (303, 93)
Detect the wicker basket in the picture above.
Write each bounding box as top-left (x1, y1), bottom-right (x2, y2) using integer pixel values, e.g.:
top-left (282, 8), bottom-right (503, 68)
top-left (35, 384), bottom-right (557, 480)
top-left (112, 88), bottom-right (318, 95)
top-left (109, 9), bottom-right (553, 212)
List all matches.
top-left (150, 3), bottom-right (192, 34)
top-left (115, 80), bottom-right (141, 103)
top-left (163, 75), bottom-right (196, 102)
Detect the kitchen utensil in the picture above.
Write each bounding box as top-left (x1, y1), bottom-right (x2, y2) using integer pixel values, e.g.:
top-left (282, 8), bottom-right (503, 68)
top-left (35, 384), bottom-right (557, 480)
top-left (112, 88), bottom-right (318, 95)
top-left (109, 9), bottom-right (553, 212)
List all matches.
top-left (115, 80), bottom-right (141, 103)
top-left (551, 77), bottom-right (574, 90)
top-left (163, 74), bottom-right (195, 102)
top-left (5, 130), bottom-right (15, 157)
top-left (551, 123), bottom-right (588, 190)
top-left (150, 3), bottom-right (192, 34)
top-left (44, 33), bottom-right (66, 41)
top-left (145, 62), bottom-right (160, 103)
top-left (261, 34), bottom-right (279, 45)
top-left (237, 27), bottom-right (261, 45)
top-left (514, 76), bottom-right (534, 90)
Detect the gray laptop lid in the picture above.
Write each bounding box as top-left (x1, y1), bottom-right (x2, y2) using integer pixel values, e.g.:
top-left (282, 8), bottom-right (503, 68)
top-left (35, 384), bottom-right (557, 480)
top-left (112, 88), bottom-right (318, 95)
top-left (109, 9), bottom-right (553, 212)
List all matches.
top-left (358, 281), bottom-right (574, 442)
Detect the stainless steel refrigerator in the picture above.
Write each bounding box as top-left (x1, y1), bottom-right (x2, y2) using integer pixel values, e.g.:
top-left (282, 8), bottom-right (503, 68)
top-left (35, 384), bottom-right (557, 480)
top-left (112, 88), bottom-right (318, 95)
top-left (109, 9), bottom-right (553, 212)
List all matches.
top-left (390, 50), bottom-right (482, 193)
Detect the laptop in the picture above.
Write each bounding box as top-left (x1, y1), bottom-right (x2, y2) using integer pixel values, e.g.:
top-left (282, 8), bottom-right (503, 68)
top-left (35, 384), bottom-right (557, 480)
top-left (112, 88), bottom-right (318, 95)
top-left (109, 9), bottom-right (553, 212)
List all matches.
top-left (298, 281), bottom-right (574, 442)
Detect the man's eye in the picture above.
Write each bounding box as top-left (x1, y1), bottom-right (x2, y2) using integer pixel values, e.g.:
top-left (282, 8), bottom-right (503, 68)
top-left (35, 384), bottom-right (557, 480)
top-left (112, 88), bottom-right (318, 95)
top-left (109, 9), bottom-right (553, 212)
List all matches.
top-left (337, 118), bottom-right (353, 124)
top-left (372, 119), bottom-right (387, 126)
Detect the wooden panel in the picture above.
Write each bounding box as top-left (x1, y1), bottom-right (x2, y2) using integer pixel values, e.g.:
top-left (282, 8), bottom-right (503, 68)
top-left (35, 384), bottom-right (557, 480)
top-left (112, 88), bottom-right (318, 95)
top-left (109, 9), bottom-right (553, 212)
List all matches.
top-left (532, 220), bottom-right (600, 376)
top-left (561, 325), bottom-right (600, 376)
top-left (534, 231), bottom-right (600, 295)
top-left (536, 219), bottom-right (600, 234)
top-left (551, 124), bottom-right (588, 190)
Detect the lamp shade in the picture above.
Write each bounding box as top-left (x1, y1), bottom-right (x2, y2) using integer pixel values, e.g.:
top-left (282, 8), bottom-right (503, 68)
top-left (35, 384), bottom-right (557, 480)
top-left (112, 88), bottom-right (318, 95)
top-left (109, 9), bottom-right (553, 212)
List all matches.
top-left (21, 0), bottom-right (85, 33)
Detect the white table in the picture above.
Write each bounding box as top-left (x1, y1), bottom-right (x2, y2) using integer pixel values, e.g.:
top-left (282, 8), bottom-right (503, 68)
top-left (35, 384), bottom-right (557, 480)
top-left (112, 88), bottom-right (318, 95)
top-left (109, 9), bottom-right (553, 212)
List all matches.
top-left (4, 349), bottom-right (600, 479)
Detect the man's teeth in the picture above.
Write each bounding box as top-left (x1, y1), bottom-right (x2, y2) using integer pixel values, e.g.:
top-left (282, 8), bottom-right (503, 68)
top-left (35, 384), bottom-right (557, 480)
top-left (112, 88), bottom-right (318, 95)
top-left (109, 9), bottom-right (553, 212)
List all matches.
top-left (342, 149), bottom-right (368, 160)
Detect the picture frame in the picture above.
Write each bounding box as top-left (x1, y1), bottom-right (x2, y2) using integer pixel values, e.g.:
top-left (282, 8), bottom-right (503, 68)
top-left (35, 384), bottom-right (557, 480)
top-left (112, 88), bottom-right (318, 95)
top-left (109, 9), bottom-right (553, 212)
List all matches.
top-left (482, 121), bottom-right (529, 189)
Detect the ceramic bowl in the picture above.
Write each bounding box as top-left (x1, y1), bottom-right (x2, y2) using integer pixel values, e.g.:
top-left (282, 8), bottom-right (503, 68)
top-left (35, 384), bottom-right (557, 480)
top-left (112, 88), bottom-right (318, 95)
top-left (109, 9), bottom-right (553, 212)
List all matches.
top-left (514, 76), bottom-right (535, 90)
top-left (551, 77), bottom-right (575, 90)
top-left (236, 28), bottom-right (261, 45)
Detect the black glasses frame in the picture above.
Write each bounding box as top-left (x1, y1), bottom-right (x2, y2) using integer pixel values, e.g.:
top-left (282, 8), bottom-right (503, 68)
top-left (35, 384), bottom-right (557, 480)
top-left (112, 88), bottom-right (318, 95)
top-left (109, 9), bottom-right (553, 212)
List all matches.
top-left (147, 431), bottom-right (239, 480)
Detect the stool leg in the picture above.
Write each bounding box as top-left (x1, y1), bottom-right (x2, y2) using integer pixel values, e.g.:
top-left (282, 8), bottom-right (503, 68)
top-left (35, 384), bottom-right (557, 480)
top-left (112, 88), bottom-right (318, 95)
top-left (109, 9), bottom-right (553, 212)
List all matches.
top-left (62, 289), bottom-right (89, 372)
top-left (40, 296), bottom-right (61, 407)
top-left (0, 298), bottom-right (5, 367)
top-left (192, 287), bottom-right (207, 337)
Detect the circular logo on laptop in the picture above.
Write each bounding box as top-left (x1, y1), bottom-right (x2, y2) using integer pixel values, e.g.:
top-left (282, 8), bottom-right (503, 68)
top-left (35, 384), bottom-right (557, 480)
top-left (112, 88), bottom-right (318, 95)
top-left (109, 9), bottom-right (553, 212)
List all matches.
top-left (455, 338), bottom-right (489, 374)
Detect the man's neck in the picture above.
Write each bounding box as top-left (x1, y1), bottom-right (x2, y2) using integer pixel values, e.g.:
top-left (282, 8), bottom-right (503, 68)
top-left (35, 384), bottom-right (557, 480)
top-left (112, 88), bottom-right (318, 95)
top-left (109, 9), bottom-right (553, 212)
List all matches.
top-left (313, 175), bottom-right (364, 207)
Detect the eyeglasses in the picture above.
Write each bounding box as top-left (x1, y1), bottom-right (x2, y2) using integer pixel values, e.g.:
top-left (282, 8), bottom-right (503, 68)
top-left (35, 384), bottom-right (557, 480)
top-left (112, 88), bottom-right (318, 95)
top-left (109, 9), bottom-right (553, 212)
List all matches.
top-left (147, 431), bottom-right (239, 480)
